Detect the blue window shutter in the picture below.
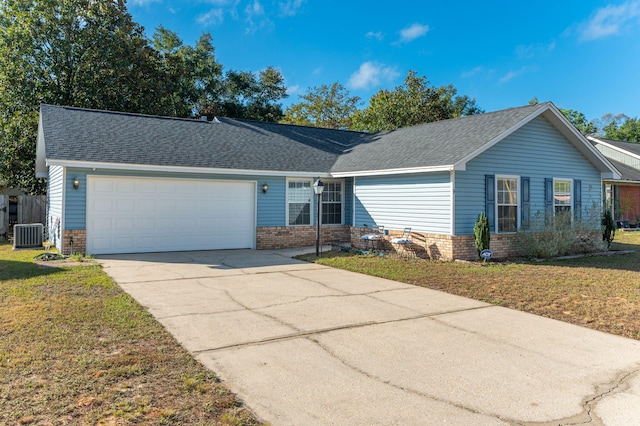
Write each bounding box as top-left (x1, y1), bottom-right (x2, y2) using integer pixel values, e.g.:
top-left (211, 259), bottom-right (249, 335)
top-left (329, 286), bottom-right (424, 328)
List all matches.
top-left (574, 179), bottom-right (582, 221)
top-left (521, 177), bottom-right (530, 228)
top-left (544, 178), bottom-right (553, 222)
top-left (485, 175), bottom-right (495, 232)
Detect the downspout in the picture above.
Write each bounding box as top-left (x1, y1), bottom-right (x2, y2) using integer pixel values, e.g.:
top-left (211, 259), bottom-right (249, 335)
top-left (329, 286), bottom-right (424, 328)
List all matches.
top-left (450, 169), bottom-right (456, 236)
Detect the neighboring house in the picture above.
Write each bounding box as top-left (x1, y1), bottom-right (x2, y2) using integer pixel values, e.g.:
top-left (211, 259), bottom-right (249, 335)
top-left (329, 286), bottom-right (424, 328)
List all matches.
top-left (35, 102), bottom-right (619, 260)
top-left (589, 136), bottom-right (640, 227)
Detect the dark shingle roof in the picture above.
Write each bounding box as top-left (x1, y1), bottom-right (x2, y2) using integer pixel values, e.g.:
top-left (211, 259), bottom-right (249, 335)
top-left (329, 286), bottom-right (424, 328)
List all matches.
top-left (38, 102), bottom-right (559, 175)
top-left (40, 104), bottom-right (370, 174)
top-left (596, 138), bottom-right (640, 156)
top-left (331, 103), bottom-right (547, 173)
top-left (606, 158), bottom-right (640, 181)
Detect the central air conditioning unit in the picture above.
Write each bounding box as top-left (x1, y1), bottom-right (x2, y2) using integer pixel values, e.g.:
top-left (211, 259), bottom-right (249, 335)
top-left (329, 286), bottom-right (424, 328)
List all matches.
top-left (13, 223), bottom-right (44, 249)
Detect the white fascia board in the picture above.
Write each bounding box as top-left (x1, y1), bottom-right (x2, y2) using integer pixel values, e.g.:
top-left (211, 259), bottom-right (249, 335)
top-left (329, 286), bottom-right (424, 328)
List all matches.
top-left (330, 165), bottom-right (454, 178)
top-left (588, 136), bottom-right (640, 161)
top-left (44, 159), bottom-right (330, 178)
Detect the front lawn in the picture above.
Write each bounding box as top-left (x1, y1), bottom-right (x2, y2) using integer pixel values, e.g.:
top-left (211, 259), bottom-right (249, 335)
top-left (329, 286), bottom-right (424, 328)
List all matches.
top-left (303, 232), bottom-right (640, 340)
top-left (0, 244), bottom-right (263, 425)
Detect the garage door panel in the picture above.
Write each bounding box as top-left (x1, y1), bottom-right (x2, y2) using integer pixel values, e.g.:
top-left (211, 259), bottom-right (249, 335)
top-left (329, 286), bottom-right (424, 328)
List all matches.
top-left (87, 177), bottom-right (255, 254)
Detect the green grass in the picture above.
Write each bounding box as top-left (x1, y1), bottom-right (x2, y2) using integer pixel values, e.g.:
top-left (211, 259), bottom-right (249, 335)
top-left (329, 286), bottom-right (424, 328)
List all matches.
top-left (301, 232), bottom-right (640, 340)
top-left (0, 244), bottom-right (264, 425)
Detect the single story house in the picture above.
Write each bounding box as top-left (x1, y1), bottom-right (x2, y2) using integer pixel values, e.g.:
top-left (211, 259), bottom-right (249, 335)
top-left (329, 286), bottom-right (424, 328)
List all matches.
top-left (35, 102), bottom-right (619, 260)
top-left (589, 136), bottom-right (640, 228)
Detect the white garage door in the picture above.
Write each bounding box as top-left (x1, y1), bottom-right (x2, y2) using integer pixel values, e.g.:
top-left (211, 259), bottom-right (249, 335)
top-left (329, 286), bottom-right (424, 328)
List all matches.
top-left (87, 176), bottom-right (256, 254)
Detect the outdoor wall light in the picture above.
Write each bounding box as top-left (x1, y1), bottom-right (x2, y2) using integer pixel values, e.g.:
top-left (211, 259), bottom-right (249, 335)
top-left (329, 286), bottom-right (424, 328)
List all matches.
top-left (72, 176), bottom-right (80, 190)
top-left (262, 183), bottom-right (269, 194)
top-left (313, 178), bottom-right (324, 257)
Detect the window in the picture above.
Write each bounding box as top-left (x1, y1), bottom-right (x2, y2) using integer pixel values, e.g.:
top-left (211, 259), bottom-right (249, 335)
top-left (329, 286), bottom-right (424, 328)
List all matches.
top-left (288, 180), bottom-right (311, 225)
top-left (321, 181), bottom-right (342, 225)
top-left (496, 176), bottom-right (518, 233)
top-left (554, 179), bottom-right (572, 219)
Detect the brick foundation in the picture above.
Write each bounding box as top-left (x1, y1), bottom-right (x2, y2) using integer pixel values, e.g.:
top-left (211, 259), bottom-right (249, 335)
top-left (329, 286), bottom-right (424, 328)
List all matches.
top-left (62, 230), bottom-right (86, 255)
top-left (350, 227), bottom-right (526, 261)
top-left (256, 225), bottom-right (351, 250)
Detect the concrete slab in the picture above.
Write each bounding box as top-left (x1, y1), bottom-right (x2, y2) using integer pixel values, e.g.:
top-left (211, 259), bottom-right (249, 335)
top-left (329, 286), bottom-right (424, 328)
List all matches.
top-left (97, 249), bottom-right (640, 425)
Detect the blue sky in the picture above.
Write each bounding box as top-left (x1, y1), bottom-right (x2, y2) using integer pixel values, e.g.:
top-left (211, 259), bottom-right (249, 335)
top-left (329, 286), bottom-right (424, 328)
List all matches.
top-left (128, 0), bottom-right (640, 122)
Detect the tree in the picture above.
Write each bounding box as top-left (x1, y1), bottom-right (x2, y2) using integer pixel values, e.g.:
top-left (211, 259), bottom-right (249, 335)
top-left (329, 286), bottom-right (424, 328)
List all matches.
top-left (351, 71), bottom-right (483, 132)
top-left (0, 0), bottom-right (171, 193)
top-left (152, 27), bottom-right (223, 118)
top-left (209, 66), bottom-right (288, 122)
top-left (281, 82), bottom-right (361, 130)
top-left (529, 99), bottom-right (598, 136)
top-left (559, 108), bottom-right (598, 136)
top-left (600, 114), bottom-right (640, 142)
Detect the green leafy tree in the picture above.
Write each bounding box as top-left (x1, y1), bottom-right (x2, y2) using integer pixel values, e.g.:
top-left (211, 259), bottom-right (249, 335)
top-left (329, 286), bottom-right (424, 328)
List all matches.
top-left (559, 108), bottom-right (598, 135)
top-left (209, 67), bottom-right (288, 122)
top-left (600, 114), bottom-right (640, 142)
top-left (281, 82), bottom-right (361, 130)
top-left (152, 27), bottom-right (223, 117)
top-left (351, 71), bottom-right (483, 132)
top-left (529, 99), bottom-right (598, 136)
top-left (0, 0), bottom-right (170, 193)
top-left (473, 211), bottom-right (490, 259)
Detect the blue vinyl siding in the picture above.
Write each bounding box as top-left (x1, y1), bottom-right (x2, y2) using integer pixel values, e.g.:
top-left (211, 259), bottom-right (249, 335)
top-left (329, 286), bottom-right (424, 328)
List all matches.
top-left (47, 165), bottom-right (64, 249)
top-left (455, 116), bottom-right (603, 235)
top-left (354, 172), bottom-right (451, 233)
top-left (62, 168), bottom-right (301, 230)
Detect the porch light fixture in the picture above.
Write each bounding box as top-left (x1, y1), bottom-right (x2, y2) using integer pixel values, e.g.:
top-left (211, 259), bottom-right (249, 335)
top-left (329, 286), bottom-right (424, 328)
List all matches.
top-left (313, 179), bottom-right (324, 257)
top-left (72, 176), bottom-right (80, 190)
top-left (262, 183), bottom-right (269, 194)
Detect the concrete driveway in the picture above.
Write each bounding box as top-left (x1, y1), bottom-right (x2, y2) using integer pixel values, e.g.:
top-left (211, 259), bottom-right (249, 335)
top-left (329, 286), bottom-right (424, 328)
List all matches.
top-left (98, 249), bottom-right (640, 425)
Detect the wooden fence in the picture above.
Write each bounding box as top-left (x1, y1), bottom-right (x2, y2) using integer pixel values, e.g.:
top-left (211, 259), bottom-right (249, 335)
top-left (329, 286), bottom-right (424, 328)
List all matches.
top-left (1, 195), bottom-right (47, 238)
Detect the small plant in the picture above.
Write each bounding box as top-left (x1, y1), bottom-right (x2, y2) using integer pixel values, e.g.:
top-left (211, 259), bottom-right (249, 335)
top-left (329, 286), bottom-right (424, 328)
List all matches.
top-left (601, 209), bottom-right (615, 250)
top-left (473, 211), bottom-right (490, 259)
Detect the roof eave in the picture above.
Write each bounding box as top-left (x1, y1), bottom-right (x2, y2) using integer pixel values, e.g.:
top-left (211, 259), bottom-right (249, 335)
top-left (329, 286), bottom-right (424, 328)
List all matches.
top-left (44, 159), bottom-right (332, 178)
top-left (330, 165), bottom-right (455, 178)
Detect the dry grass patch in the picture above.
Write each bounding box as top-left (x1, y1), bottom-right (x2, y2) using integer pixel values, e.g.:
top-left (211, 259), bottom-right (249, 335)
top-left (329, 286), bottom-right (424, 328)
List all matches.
top-left (305, 232), bottom-right (640, 340)
top-left (0, 244), bottom-right (264, 425)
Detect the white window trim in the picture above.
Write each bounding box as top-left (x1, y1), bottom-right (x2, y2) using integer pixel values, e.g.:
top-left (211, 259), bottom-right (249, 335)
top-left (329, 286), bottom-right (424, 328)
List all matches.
top-left (320, 178), bottom-right (345, 226)
top-left (286, 178), bottom-right (313, 226)
top-left (495, 175), bottom-right (520, 234)
top-left (553, 178), bottom-right (573, 218)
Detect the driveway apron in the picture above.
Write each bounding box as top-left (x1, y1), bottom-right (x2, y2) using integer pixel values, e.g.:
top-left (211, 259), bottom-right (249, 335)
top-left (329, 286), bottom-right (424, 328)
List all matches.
top-left (98, 250), bottom-right (640, 425)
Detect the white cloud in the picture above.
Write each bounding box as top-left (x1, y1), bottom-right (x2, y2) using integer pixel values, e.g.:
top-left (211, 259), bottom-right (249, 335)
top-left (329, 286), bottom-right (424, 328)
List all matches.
top-left (197, 8), bottom-right (225, 26)
top-left (515, 41), bottom-right (556, 58)
top-left (279, 0), bottom-right (306, 17)
top-left (499, 66), bottom-right (537, 83)
top-left (347, 62), bottom-right (399, 90)
top-left (461, 66), bottom-right (483, 78)
top-left (286, 84), bottom-right (301, 96)
top-left (398, 23), bottom-right (429, 43)
top-left (129, 0), bottom-right (160, 5)
top-left (366, 31), bottom-right (384, 40)
top-left (578, 0), bottom-right (640, 41)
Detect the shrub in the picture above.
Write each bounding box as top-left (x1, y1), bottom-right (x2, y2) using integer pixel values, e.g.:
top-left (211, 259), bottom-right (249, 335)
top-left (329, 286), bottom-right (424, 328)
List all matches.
top-left (516, 207), bottom-right (604, 259)
top-left (601, 209), bottom-right (615, 249)
top-left (473, 211), bottom-right (490, 259)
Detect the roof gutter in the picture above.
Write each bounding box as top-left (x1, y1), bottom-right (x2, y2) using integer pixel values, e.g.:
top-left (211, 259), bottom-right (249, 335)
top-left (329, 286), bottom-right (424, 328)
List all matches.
top-left (44, 159), bottom-right (332, 178)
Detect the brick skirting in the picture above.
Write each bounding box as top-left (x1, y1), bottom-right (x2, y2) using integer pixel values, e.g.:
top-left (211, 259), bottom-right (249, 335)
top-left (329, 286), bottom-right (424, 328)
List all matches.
top-left (62, 230), bottom-right (86, 255)
top-left (256, 225), bottom-right (351, 250)
top-left (350, 227), bottom-right (526, 261)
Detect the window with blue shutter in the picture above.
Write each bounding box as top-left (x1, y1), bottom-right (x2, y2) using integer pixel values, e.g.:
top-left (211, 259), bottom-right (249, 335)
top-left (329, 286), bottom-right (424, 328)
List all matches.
top-left (485, 175), bottom-right (495, 232)
top-left (521, 177), bottom-right (530, 228)
top-left (574, 179), bottom-right (581, 221)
